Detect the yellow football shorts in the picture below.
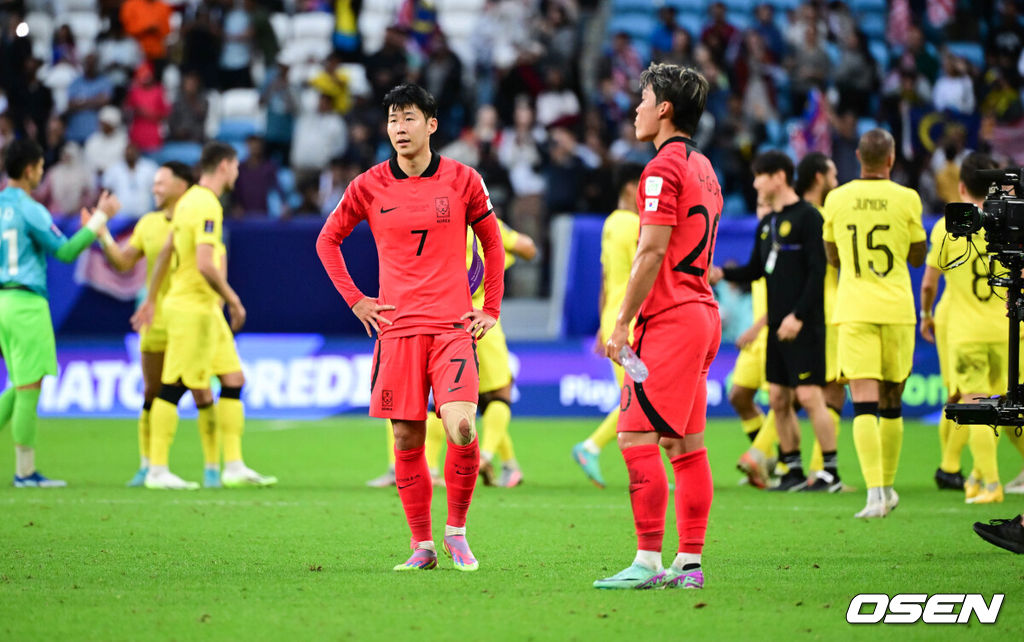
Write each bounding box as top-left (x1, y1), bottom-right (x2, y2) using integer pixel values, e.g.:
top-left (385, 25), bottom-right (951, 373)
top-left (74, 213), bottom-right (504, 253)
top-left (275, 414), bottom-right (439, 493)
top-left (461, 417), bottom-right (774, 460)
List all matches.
top-left (935, 307), bottom-right (952, 391)
top-left (837, 322), bottom-right (915, 382)
top-left (825, 324), bottom-right (843, 383)
top-left (951, 341), bottom-right (1007, 397)
top-left (161, 307), bottom-right (242, 389)
top-left (477, 317), bottom-right (513, 393)
top-left (731, 335), bottom-right (766, 391)
top-left (139, 321), bottom-right (168, 353)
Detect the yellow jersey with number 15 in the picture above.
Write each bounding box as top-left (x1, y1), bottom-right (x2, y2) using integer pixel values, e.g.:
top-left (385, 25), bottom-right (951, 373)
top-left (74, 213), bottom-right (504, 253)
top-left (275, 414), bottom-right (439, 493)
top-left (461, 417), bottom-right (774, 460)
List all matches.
top-left (927, 217), bottom-right (1006, 344)
top-left (822, 179), bottom-right (926, 325)
top-left (164, 185), bottom-right (224, 313)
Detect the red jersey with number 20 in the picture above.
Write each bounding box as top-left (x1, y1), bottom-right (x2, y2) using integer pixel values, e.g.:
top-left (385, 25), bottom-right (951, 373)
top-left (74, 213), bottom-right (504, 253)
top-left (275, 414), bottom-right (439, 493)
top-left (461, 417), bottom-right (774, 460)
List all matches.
top-left (636, 136), bottom-right (723, 319)
top-left (316, 153), bottom-right (504, 337)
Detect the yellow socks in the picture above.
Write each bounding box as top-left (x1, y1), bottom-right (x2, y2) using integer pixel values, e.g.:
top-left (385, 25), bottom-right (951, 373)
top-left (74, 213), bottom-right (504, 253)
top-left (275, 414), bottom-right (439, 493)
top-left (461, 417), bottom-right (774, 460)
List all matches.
top-left (425, 414), bottom-right (445, 470)
top-left (938, 416), bottom-right (952, 454)
top-left (751, 410), bottom-right (777, 459)
top-left (217, 398), bottom-right (245, 464)
top-left (941, 424), bottom-right (970, 473)
top-left (386, 420), bottom-right (396, 466)
top-left (481, 399), bottom-right (512, 458)
top-left (852, 410), bottom-right (882, 488)
top-left (197, 404), bottom-right (219, 467)
top-left (879, 414), bottom-right (903, 487)
top-left (148, 397), bottom-right (180, 468)
top-left (138, 406), bottom-right (151, 464)
top-left (969, 428), bottom-right (1000, 486)
top-left (740, 413), bottom-right (764, 440)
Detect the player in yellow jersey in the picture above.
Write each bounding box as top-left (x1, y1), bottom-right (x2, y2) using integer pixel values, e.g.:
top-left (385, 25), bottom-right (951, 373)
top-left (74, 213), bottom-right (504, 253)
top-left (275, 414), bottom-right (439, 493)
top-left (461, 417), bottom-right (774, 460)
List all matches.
top-left (923, 153), bottom-right (1024, 502)
top-left (823, 129), bottom-right (927, 518)
top-left (795, 152), bottom-right (846, 478)
top-left (368, 220), bottom-right (536, 488)
top-left (572, 166), bottom-right (642, 488)
top-left (731, 199), bottom-right (777, 488)
top-left (133, 142), bottom-right (276, 490)
top-left (94, 161), bottom-right (193, 486)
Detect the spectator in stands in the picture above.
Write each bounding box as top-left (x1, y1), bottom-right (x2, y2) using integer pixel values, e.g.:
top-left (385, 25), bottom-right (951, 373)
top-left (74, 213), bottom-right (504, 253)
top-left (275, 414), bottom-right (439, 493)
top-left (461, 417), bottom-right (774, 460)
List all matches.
top-left (899, 24), bottom-right (940, 84)
top-left (609, 120), bottom-right (653, 165)
top-left (97, 19), bottom-right (143, 101)
top-left (101, 142), bottom-right (158, 218)
top-left (701, 2), bottom-right (738, 65)
top-left (421, 34), bottom-right (464, 144)
top-left (440, 104), bottom-right (500, 168)
top-left (123, 62), bottom-right (170, 153)
top-left (319, 156), bottom-right (351, 217)
top-left (341, 121), bottom-right (378, 171)
top-left (233, 135), bottom-right (283, 217)
top-left (0, 113), bottom-right (15, 155)
top-left (0, 12), bottom-right (32, 96)
top-left (981, 67), bottom-right (1024, 123)
top-left (694, 42), bottom-right (731, 120)
top-left (787, 21), bottom-right (829, 115)
top-left (784, 2), bottom-right (825, 54)
top-left (987, 0), bottom-right (1024, 79)
top-left (120, 0), bottom-right (173, 70)
top-left (7, 58), bottom-right (53, 144)
top-left (84, 106), bottom-right (129, 175)
top-left (538, 0), bottom-right (579, 70)
top-left (495, 42), bottom-right (545, 123)
top-left (833, 29), bottom-right (878, 117)
top-left (734, 31), bottom-right (780, 125)
top-left (52, 24), bottom-right (78, 68)
top-left (310, 52), bottom-right (353, 115)
top-left (602, 32), bottom-right (644, 98)
top-left (711, 92), bottom-right (764, 211)
top-left (498, 97), bottom-right (546, 287)
top-left (661, 27), bottom-right (695, 69)
top-left (753, 3), bottom-right (785, 62)
top-left (42, 115), bottom-right (67, 170)
top-left (247, 0), bottom-right (280, 66)
top-left (543, 126), bottom-right (594, 216)
top-left (536, 67), bottom-right (580, 129)
top-left (34, 142), bottom-right (96, 216)
top-left (651, 6), bottom-right (678, 62)
top-left (65, 54), bottom-right (114, 145)
top-left (167, 71), bottom-right (208, 143)
top-left (290, 93), bottom-right (347, 187)
top-left (261, 57), bottom-right (298, 164)
top-left (366, 26), bottom-right (410, 102)
top-left (933, 54), bottom-right (976, 114)
top-left (293, 177), bottom-right (322, 216)
top-left (830, 108), bottom-right (860, 185)
top-left (825, 1), bottom-right (856, 45)
top-left (180, 3), bottom-right (222, 91)
top-left (220, 0), bottom-right (255, 90)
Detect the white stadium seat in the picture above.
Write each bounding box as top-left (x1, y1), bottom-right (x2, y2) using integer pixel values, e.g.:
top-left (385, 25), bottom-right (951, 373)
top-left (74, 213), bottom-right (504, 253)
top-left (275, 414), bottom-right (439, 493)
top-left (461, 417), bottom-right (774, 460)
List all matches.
top-left (270, 13), bottom-right (292, 43)
top-left (220, 88), bottom-right (262, 119)
top-left (291, 11), bottom-right (335, 41)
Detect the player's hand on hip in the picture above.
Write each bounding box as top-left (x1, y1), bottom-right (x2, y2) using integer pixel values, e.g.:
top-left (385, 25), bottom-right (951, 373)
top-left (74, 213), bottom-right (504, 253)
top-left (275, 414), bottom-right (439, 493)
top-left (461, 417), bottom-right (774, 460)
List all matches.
top-left (920, 316), bottom-right (935, 344)
top-left (130, 300), bottom-right (154, 332)
top-left (708, 265), bottom-right (724, 286)
top-left (605, 322), bottom-right (629, 365)
top-left (461, 309), bottom-right (496, 339)
top-left (776, 313), bottom-right (803, 342)
top-left (352, 297), bottom-right (395, 336)
top-left (227, 297), bottom-right (247, 332)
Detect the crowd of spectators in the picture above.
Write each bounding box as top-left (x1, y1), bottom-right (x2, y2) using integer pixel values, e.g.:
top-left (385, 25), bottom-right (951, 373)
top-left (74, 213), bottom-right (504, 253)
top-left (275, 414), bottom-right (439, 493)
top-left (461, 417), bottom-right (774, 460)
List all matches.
top-left (0, 0), bottom-right (1020, 295)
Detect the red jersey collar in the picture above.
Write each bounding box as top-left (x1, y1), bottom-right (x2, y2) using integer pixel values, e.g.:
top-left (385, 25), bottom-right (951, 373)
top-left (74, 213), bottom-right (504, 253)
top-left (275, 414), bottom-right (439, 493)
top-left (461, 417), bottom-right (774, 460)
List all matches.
top-left (389, 151), bottom-right (441, 179)
top-left (655, 136), bottom-right (697, 155)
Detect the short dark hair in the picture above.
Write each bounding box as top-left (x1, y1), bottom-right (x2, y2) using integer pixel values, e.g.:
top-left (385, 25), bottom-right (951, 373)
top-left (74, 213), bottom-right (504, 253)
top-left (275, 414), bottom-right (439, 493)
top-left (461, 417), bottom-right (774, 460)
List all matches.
top-left (382, 83), bottom-right (438, 120)
top-left (199, 141), bottom-right (237, 175)
top-left (752, 149), bottom-right (794, 185)
top-left (615, 163), bottom-right (645, 197)
top-left (161, 161), bottom-right (195, 186)
top-left (638, 62), bottom-right (708, 136)
top-left (3, 139), bottom-right (44, 180)
top-left (960, 152), bottom-right (1000, 201)
top-left (795, 152), bottom-right (831, 197)
top-left (857, 128), bottom-right (895, 169)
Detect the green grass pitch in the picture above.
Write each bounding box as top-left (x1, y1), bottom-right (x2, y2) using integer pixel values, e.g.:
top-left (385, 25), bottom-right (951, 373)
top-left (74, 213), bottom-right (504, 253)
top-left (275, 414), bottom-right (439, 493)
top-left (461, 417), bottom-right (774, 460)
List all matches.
top-left (0, 416), bottom-right (1022, 641)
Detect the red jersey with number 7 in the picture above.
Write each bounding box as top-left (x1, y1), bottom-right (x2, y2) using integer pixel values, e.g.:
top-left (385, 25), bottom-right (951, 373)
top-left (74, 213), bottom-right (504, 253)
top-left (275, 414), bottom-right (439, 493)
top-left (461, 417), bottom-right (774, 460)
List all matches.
top-left (316, 152), bottom-right (505, 338)
top-left (636, 136), bottom-right (723, 319)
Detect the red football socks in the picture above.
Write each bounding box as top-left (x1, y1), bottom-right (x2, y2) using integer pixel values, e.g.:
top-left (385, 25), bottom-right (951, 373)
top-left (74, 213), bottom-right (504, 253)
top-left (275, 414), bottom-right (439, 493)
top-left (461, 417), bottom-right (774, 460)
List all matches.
top-left (623, 443), bottom-right (668, 551)
top-left (444, 437), bottom-right (479, 528)
top-left (671, 447), bottom-right (713, 554)
top-left (395, 445), bottom-right (433, 543)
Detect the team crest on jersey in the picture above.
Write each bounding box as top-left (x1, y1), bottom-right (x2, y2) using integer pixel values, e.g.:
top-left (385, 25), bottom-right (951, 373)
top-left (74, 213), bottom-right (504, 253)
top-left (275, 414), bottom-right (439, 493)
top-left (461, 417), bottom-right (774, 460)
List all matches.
top-left (435, 197), bottom-right (450, 223)
top-left (645, 198), bottom-right (659, 212)
top-left (382, 389), bottom-right (394, 411)
top-left (760, 227), bottom-right (769, 240)
top-left (204, 219), bottom-right (215, 233)
top-left (779, 220), bottom-right (792, 237)
top-left (645, 176), bottom-right (663, 196)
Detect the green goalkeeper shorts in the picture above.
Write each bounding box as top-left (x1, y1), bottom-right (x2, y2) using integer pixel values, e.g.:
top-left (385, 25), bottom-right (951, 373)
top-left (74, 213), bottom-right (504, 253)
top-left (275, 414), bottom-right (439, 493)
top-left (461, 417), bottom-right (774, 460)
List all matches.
top-left (0, 289), bottom-right (57, 387)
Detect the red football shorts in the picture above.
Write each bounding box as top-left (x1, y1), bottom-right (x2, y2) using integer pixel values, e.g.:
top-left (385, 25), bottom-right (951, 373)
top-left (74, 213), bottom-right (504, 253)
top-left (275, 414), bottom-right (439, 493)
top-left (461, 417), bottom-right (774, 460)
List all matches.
top-left (370, 331), bottom-right (479, 420)
top-left (618, 302), bottom-right (721, 437)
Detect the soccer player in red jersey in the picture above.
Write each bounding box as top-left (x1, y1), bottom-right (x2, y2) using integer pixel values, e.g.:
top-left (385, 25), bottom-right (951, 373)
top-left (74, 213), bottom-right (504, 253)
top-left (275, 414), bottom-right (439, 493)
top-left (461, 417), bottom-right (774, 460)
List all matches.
top-left (316, 84), bottom-right (505, 572)
top-left (596, 63), bottom-right (722, 590)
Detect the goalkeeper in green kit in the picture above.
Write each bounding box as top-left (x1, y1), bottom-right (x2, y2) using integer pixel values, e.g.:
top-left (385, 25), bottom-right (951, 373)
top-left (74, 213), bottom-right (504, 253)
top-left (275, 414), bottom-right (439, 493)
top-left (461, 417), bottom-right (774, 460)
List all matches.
top-left (0, 139), bottom-right (119, 486)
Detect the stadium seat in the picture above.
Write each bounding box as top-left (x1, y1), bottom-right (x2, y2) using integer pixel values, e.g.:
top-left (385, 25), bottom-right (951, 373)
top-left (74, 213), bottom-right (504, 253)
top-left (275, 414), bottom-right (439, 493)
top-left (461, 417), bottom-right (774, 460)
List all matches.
top-left (66, 11), bottom-right (102, 54)
top-left (607, 13), bottom-right (656, 39)
top-left (722, 0), bottom-right (757, 12)
top-left (270, 12), bottom-right (292, 44)
top-left (850, 0), bottom-right (887, 11)
top-left (288, 63), bottom-right (322, 87)
top-left (770, 0), bottom-right (803, 10)
top-left (725, 11), bottom-right (751, 30)
top-left (25, 11), bottom-right (54, 62)
top-left (868, 39), bottom-right (889, 70)
top-left (148, 141), bottom-right (203, 166)
top-left (438, 12), bottom-right (477, 41)
top-left (161, 64), bottom-right (180, 103)
top-left (676, 12), bottom-right (704, 37)
top-left (665, 0), bottom-right (709, 12)
top-left (291, 11), bottom-right (335, 42)
top-left (299, 87), bottom-right (321, 114)
top-left (277, 166), bottom-right (296, 195)
top-left (612, 0), bottom-right (654, 11)
top-left (856, 12), bottom-right (887, 40)
top-left (41, 61), bottom-right (77, 113)
top-left (281, 39), bottom-right (332, 64)
top-left (435, 0), bottom-right (487, 11)
top-left (857, 118), bottom-right (879, 137)
top-left (218, 118), bottom-right (262, 143)
top-left (340, 63), bottom-right (371, 98)
top-left (65, 0), bottom-right (98, 10)
top-left (220, 88), bottom-right (261, 119)
top-left (947, 41), bottom-right (985, 70)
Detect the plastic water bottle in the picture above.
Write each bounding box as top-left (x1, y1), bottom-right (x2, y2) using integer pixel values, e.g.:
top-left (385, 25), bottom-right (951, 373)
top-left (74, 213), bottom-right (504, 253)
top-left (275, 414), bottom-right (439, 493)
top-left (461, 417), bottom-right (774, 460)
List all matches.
top-left (619, 346), bottom-right (649, 383)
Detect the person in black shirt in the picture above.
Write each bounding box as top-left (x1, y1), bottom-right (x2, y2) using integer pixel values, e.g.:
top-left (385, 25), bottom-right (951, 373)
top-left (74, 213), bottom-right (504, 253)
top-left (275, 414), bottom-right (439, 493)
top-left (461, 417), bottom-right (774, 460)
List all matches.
top-left (710, 151), bottom-right (839, 492)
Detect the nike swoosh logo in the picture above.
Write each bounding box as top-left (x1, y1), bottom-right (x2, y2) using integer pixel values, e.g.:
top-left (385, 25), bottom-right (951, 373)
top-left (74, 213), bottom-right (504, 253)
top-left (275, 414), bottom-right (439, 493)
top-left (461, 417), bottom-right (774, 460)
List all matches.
top-left (397, 483), bottom-right (415, 489)
top-left (380, 206), bottom-right (398, 214)
top-left (455, 470), bottom-right (474, 476)
top-left (448, 386), bottom-right (464, 393)
top-left (799, 372), bottom-right (811, 380)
